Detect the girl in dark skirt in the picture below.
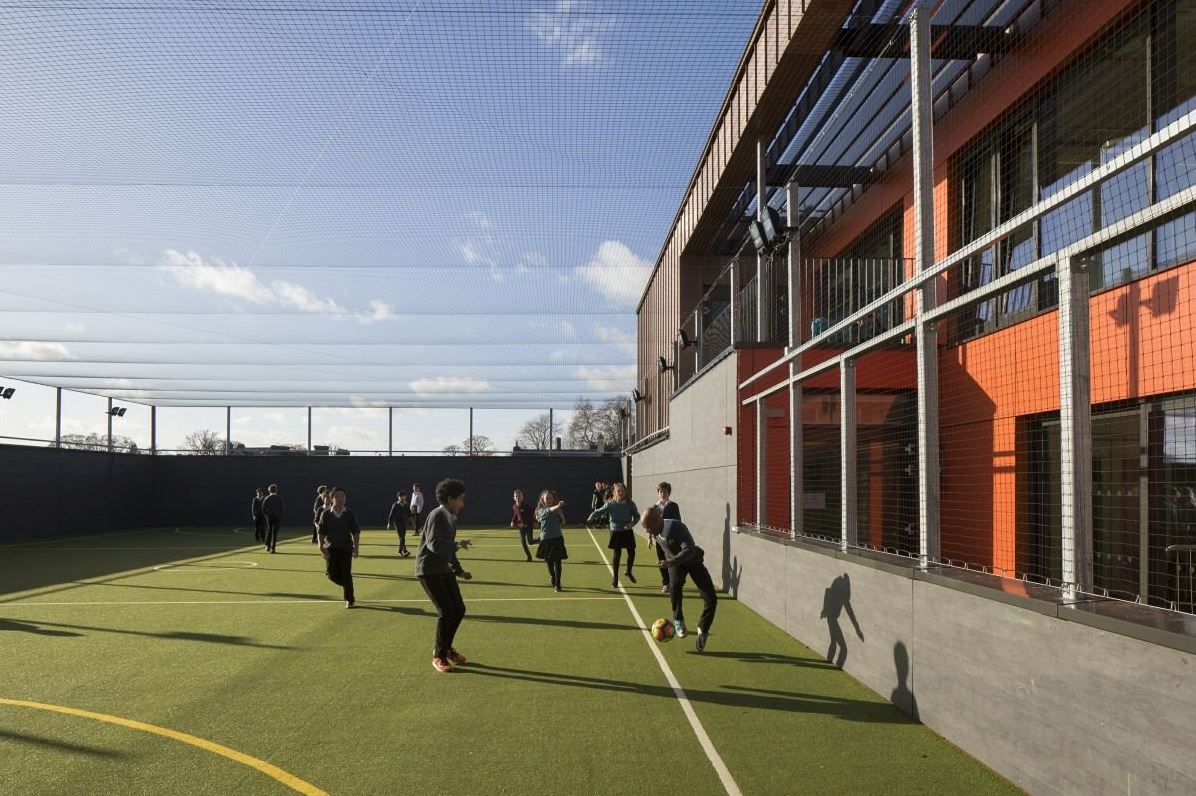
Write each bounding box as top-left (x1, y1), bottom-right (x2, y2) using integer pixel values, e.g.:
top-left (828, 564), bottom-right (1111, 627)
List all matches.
top-left (535, 489), bottom-right (568, 592)
top-left (587, 482), bottom-right (640, 589)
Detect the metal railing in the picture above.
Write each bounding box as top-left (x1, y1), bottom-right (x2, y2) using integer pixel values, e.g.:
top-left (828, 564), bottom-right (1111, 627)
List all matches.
top-left (1167, 545), bottom-right (1196, 614)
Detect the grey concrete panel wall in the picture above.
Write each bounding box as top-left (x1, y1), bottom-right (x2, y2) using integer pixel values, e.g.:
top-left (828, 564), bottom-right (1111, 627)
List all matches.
top-left (0, 445), bottom-right (156, 540)
top-left (722, 528), bottom-right (1196, 795)
top-left (631, 354), bottom-right (739, 587)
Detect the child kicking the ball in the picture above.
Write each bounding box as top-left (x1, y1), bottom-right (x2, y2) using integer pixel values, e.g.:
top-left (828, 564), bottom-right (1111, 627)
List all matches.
top-left (641, 506), bottom-right (717, 652)
top-left (535, 489), bottom-right (568, 592)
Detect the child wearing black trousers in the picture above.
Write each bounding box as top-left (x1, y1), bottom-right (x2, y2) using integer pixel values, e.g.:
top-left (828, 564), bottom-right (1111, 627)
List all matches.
top-left (510, 489), bottom-right (535, 562)
top-left (311, 485), bottom-right (327, 544)
top-left (415, 479), bottom-right (473, 673)
top-left (387, 491), bottom-right (414, 558)
top-left (251, 487), bottom-right (266, 544)
top-left (587, 482), bottom-right (640, 588)
top-left (642, 506), bottom-right (717, 652)
top-left (653, 482), bottom-right (682, 593)
top-left (318, 487), bottom-right (361, 608)
top-left (262, 484), bottom-right (284, 553)
top-left (535, 489), bottom-right (568, 592)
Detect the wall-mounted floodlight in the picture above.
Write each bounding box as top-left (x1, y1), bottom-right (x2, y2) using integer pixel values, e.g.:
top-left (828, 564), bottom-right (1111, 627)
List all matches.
top-left (657, 355), bottom-right (674, 374)
top-left (760, 205), bottom-right (787, 248)
top-left (0, 387), bottom-right (14, 400)
top-left (631, 389), bottom-right (645, 402)
top-left (678, 329), bottom-right (695, 348)
top-left (748, 219), bottom-right (768, 254)
top-left (107, 406), bottom-right (127, 417)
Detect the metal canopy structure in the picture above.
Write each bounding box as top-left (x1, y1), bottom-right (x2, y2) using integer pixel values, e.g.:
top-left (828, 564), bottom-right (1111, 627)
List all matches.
top-left (707, 0), bottom-right (1056, 257)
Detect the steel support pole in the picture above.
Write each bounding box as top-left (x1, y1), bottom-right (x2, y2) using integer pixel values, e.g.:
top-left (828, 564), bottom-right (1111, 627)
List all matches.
top-left (226, 406), bottom-right (231, 455)
top-left (388, 407), bottom-right (393, 457)
top-left (730, 260), bottom-right (738, 346)
top-left (307, 406), bottom-right (312, 454)
top-left (756, 138), bottom-right (767, 343)
top-left (787, 181), bottom-right (803, 538)
top-left (756, 400), bottom-right (766, 527)
top-left (841, 360), bottom-right (857, 551)
top-left (548, 408), bottom-right (554, 455)
top-left (1059, 255), bottom-right (1093, 596)
top-left (107, 397), bottom-right (113, 453)
top-left (54, 387), bottom-right (62, 449)
top-left (150, 405), bottom-right (156, 455)
top-left (469, 407), bottom-right (474, 456)
top-left (911, 3), bottom-right (941, 568)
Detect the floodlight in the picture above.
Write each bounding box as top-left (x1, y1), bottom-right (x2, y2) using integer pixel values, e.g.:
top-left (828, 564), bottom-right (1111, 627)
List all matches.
top-left (108, 406), bottom-right (127, 417)
top-left (0, 387), bottom-right (14, 400)
top-left (747, 219), bottom-right (768, 254)
top-left (657, 355), bottom-right (674, 374)
top-left (678, 329), bottom-right (695, 348)
top-left (760, 205), bottom-right (786, 247)
top-left (631, 389), bottom-right (644, 403)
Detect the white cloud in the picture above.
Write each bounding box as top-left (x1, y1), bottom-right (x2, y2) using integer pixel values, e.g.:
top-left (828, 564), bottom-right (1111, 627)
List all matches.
top-left (531, 0), bottom-right (612, 67)
top-left (467, 211), bottom-right (492, 229)
top-left (349, 396), bottom-right (390, 408)
top-left (409, 377), bottom-right (492, 395)
top-left (574, 240), bottom-right (652, 307)
top-left (456, 238), bottom-right (505, 283)
top-left (163, 249), bottom-right (393, 322)
top-left (0, 340), bottom-right (74, 360)
top-left (558, 321), bottom-right (575, 337)
top-left (573, 365), bottom-right (635, 391)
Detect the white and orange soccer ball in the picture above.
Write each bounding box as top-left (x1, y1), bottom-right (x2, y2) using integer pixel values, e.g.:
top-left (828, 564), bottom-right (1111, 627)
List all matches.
top-left (650, 617), bottom-right (675, 643)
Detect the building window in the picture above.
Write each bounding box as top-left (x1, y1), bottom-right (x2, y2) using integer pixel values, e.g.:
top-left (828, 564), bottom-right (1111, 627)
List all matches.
top-left (953, 0), bottom-right (1196, 342)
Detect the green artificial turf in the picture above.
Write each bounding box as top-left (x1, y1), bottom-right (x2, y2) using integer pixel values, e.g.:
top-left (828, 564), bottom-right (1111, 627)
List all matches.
top-left (0, 526), bottom-right (1021, 795)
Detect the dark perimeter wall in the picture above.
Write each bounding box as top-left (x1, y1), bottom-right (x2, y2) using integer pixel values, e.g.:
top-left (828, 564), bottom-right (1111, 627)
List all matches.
top-left (0, 445), bottom-right (622, 541)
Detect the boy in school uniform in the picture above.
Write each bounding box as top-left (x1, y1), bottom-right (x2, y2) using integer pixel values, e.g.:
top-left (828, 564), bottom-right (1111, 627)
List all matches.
top-left (317, 486), bottom-right (361, 608)
top-left (415, 479), bottom-right (473, 673)
top-left (641, 506), bottom-right (717, 652)
top-left (410, 483), bottom-right (426, 537)
top-left (262, 484), bottom-right (284, 554)
top-left (311, 485), bottom-right (327, 544)
top-left (251, 487), bottom-right (266, 544)
top-left (653, 482), bottom-right (681, 593)
top-left (387, 491), bottom-right (414, 558)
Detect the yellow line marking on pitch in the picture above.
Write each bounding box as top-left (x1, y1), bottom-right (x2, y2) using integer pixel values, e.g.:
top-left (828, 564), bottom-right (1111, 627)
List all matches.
top-left (0, 698), bottom-right (328, 795)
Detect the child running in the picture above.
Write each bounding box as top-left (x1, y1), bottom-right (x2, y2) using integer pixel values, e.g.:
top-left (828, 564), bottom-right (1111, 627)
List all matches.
top-left (510, 489), bottom-right (534, 562)
top-left (317, 486), bottom-right (361, 608)
top-left (588, 482), bottom-right (640, 588)
top-left (387, 491), bottom-right (414, 558)
top-left (415, 479), bottom-right (473, 673)
top-left (535, 489), bottom-right (568, 592)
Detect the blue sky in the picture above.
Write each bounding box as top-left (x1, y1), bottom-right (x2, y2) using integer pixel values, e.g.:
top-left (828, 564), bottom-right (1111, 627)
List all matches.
top-left (0, 0), bottom-right (758, 450)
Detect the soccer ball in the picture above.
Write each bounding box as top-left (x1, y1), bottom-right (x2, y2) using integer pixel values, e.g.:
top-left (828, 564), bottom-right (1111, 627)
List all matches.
top-left (650, 618), bottom-right (675, 643)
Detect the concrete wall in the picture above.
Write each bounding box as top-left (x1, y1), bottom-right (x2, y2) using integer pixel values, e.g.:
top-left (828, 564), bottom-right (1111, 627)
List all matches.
top-left (0, 445), bottom-right (621, 541)
top-left (724, 529), bottom-right (1196, 796)
top-left (630, 353), bottom-right (739, 588)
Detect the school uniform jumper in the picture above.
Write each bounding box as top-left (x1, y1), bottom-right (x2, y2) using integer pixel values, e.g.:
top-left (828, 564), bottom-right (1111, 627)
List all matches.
top-left (415, 505), bottom-right (467, 660)
top-left (387, 501), bottom-right (413, 555)
top-left (511, 500), bottom-right (535, 561)
top-left (262, 492), bottom-right (284, 552)
top-left (410, 491), bottom-right (426, 537)
top-left (534, 506), bottom-right (568, 589)
top-left (251, 495), bottom-right (266, 543)
top-left (654, 499), bottom-right (682, 586)
top-left (656, 519), bottom-right (717, 636)
top-left (588, 500), bottom-right (639, 584)
top-left (311, 494), bottom-right (325, 543)
top-left (319, 507), bottom-right (361, 604)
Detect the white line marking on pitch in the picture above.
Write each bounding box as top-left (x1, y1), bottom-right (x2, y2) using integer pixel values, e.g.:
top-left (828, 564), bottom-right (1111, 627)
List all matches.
top-left (152, 561), bottom-right (260, 572)
top-left (0, 596), bottom-right (625, 608)
top-left (585, 527), bottom-right (741, 796)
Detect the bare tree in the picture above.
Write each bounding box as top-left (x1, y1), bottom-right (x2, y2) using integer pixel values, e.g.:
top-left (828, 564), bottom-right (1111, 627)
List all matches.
top-left (56, 432), bottom-right (139, 453)
top-left (183, 429), bottom-right (225, 455)
top-left (443, 444), bottom-right (463, 456)
top-left (464, 435), bottom-right (494, 455)
top-left (517, 412), bottom-right (563, 450)
top-left (567, 398), bottom-right (625, 450)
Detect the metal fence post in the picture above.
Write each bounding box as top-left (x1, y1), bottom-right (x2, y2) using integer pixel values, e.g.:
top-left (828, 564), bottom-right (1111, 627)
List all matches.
top-left (841, 359), bottom-right (857, 551)
top-left (1059, 255), bottom-right (1093, 596)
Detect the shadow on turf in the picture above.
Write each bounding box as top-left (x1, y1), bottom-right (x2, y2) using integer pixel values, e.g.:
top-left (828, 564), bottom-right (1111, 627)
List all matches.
top-left (359, 605), bottom-right (639, 632)
top-left (0, 729), bottom-right (127, 758)
top-left (462, 662), bottom-right (916, 722)
top-left (0, 617), bottom-right (290, 649)
top-left (689, 650), bottom-right (837, 669)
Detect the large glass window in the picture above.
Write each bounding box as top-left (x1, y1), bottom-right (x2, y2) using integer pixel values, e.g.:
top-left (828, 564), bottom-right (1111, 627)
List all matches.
top-left (952, 0), bottom-right (1196, 342)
